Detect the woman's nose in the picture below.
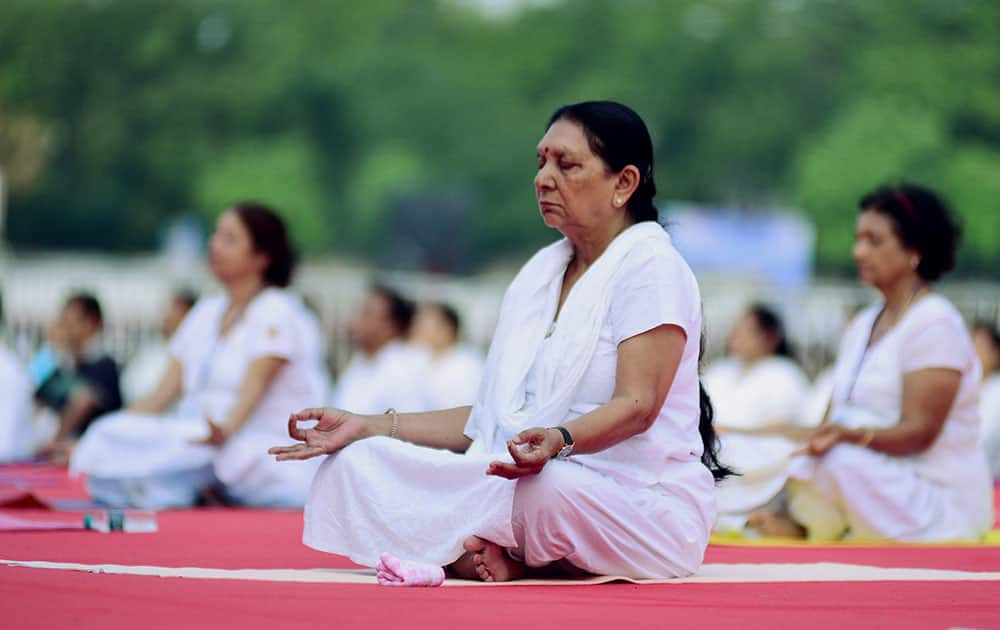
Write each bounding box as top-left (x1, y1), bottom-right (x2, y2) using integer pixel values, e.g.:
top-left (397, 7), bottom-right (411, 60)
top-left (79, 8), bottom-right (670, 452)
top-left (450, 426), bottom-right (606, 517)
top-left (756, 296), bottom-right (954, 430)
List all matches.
top-left (534, 164), bottom-right (554, 190)
top-left (852, 241), bottom-right (866, 261)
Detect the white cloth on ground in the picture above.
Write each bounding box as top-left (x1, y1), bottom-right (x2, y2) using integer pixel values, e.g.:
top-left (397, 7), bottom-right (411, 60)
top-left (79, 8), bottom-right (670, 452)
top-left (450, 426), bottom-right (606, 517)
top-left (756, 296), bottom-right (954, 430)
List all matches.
top-left (0, 345), bottom-right (35, 462)
top-left (705, 356), bottom-right (811, 524)
top-left (788, 295), bottom-right (993, 541)
top-left (332, 341), bottom-right (430, 414)
top-left (304, 222), bottom-right (715, 578)
top-left (72, 289), bottom-right (329, 508)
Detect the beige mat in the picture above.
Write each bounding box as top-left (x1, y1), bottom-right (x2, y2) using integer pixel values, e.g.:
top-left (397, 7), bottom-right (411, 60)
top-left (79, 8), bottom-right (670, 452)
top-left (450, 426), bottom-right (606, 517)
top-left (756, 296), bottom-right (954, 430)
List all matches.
top-left (4, 558), bottom-right (1000, 586)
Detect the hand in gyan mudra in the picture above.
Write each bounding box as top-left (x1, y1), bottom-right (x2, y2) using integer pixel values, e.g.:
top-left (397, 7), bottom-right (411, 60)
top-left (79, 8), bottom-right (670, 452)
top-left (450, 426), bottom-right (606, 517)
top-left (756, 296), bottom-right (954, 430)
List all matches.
top-left (485, 427), bottom-right (564, 479)
top-left (269, 407), bottom-right (369, 461)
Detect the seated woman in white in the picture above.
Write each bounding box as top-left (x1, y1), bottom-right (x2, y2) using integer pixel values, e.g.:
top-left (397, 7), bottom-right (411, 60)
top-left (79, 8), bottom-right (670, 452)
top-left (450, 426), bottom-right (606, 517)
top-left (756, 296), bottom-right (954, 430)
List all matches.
top-left (332, 286), bottom-right (429, 414)
top-left (271, 102), bottom-right (732, 585)
top-left (973, 321), bottom-right (1000, 478)
top-left (72, 204), bottom-right (328, 509)
top-left (750, 184), bottom-right (993, 542)
top-left (0, 334), bottom-right (34, 462)
top-left (410, 302), bottom-right (485, 410)
top-left (705, 304), bottom-right (812, 533)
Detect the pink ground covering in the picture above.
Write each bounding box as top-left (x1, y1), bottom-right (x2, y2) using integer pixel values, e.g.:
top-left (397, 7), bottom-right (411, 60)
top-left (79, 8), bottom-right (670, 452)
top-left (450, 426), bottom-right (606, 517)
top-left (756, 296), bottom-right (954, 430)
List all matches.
top-left (1, 465), bottom-right (998, 629)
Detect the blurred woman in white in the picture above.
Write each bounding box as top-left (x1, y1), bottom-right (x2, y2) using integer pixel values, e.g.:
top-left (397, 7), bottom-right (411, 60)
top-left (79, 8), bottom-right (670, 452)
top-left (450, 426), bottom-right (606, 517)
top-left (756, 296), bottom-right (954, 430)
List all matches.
top-left (72, 203), bottom-right (328, 508)
top-left (751, 184), bottom-right (992, 541)
top-left (410, 302), bottom-right (485, 410)
top-left (974, 320), bottom-right (1000, 477)
top-left (0, 293), bottom-right (35, 462)
top-left (705, 304), bottom-right (812, 533)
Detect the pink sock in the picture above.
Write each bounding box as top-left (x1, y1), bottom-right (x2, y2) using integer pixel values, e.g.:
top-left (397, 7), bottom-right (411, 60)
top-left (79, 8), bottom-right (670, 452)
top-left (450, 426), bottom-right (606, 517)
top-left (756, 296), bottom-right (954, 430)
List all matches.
top-left (376, 552), bottom-right (445, 587)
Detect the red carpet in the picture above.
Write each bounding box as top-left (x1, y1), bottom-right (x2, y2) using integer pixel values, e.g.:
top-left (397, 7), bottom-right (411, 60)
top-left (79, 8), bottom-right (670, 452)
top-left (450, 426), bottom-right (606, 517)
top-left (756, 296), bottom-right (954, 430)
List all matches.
top-left (1, 466), bottom-right (999, 629)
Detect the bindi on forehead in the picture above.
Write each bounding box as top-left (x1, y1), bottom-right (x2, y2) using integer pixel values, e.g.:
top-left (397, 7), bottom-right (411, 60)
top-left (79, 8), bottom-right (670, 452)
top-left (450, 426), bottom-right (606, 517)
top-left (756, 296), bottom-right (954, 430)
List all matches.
top-left (536, 144), bottom-right (579, 159)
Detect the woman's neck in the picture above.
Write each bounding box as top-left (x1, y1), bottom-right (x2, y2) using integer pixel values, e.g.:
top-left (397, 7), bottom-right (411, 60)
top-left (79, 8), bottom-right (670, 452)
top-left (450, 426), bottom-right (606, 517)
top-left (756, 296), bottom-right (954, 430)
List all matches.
top-left (567, 215), bottom-right (634, 269)
top-left (226, 275), bottom-right (266, 308)
top-left (880, 274), bottom-right (925, 316)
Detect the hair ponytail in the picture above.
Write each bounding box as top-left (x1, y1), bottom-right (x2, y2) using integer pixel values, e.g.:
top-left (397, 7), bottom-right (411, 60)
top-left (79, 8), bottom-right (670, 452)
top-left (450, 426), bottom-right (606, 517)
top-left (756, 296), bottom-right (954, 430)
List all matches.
top-left (697, 381), bottom-right (733, 481)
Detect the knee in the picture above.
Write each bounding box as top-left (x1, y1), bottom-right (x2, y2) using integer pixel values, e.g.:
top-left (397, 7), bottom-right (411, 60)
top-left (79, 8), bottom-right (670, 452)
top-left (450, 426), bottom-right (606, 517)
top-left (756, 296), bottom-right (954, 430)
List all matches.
top-left (512, 463), bottom-right (583, 523)
top-left (815, 443), bottom-right (873, 488)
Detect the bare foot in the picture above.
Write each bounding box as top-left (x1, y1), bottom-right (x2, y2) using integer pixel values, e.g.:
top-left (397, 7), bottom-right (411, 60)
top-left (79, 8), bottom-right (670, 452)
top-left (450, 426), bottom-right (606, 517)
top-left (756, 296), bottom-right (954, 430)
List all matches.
top-left (747, 511), bottom-right (807, 538)
top-left (462, 536), bottom-right (525, 583)
top-left (445, 550), bottom-right (478, 580)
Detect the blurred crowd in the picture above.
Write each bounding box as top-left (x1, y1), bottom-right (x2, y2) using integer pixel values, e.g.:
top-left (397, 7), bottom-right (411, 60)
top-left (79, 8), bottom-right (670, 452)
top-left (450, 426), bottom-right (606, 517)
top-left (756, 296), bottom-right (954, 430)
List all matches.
top-left (0, 205), bottom-right (484, 508)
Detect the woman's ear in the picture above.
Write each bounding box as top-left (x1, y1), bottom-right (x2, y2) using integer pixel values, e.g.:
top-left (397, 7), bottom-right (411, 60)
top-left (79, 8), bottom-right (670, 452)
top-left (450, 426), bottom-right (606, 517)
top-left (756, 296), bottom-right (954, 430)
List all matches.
top-left (613, 165), bottom-right (641, 207)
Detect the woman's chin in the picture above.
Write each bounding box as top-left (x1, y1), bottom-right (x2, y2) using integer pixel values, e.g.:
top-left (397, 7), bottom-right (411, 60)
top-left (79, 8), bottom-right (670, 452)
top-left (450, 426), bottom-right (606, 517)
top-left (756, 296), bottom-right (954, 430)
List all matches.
top-left (539, 212), bottom-right (563, 230)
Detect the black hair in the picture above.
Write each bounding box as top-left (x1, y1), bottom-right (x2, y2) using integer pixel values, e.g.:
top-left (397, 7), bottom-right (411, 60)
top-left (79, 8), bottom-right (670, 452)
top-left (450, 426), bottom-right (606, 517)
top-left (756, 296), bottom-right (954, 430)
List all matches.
top-left (746, 303), bottom-right (795, 360)
top-left (426, 301), bottom-right (461, 340)
top-left (699, 332), bottom-right (735, 482)
top-left (372, 285), bottom-right (416, 336)
top-left (547, 101), bottom-right (658, 223)
top-left (857, 183), bottom-right (961, 282)
top-left (65, 292), bottom-right (103, 327)
top-left (172, 288), bottom-right (199, 311)
top-left (231, 202), bottom-right (297, 287)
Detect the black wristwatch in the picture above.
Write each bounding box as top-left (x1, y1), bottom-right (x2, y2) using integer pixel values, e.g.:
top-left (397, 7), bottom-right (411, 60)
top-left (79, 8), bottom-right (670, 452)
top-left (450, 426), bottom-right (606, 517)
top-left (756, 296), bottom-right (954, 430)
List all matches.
top-left (551, 426), bottom-right (574, 459)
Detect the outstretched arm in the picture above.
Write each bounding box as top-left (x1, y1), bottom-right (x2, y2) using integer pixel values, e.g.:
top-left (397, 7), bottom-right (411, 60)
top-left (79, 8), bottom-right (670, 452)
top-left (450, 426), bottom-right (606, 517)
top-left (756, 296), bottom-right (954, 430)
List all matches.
top-left (487, 323), bottom-right (686, 479)
top-left (129, 358), bottom-right (183, 414)
top-left (270, 405), bottom-right (473, 461)
top-left (800, 367), bottom-right (960, 457)
top-left (196, 356), bottom-right (287, 445)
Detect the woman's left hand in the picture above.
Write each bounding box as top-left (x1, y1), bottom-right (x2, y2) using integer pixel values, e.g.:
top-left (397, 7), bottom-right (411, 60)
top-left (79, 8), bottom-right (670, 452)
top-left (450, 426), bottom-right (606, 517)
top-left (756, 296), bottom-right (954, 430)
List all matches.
top-left (192, 418), bottom-right (228, 447)
top-left (486, 427), bottom-right (564, 479)
top-left (795, 424), bottom-right (844, 457)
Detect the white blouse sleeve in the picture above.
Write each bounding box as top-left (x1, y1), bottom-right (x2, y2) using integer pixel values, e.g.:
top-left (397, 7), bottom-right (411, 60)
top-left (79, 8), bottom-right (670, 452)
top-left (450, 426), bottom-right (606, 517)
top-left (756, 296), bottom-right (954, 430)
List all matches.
top-left (608, 249), bottom-right (696, 346)
top-left (899, 314), bottom-right (969, 373)
top-left (244, 292), bottom-right (299, 362)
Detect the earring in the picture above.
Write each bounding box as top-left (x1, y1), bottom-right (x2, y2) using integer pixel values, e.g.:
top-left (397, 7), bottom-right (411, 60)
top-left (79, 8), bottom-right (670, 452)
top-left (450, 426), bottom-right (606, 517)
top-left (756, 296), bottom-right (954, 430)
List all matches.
top-left (911, 257), bottom-right (920, 270)
top-left (613, 197), bottom-right (622, 207)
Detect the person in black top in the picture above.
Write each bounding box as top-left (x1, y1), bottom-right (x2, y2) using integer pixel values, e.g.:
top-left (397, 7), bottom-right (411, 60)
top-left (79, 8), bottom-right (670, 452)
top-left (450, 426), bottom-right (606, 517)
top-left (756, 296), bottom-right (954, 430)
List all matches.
top-left (36, 293), bottom-right (122, 459)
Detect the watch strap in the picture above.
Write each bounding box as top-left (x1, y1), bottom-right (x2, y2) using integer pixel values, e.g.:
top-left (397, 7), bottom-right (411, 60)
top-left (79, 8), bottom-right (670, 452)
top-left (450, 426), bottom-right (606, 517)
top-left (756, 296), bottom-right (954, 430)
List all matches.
top-left (551, 426), bottom-right (574, 458)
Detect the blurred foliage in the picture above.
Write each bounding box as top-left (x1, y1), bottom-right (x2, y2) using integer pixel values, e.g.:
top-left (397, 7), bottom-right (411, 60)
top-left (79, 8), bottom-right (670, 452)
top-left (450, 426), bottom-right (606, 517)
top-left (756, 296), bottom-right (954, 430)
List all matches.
top-left (0, 0), bottom-right (998, 275)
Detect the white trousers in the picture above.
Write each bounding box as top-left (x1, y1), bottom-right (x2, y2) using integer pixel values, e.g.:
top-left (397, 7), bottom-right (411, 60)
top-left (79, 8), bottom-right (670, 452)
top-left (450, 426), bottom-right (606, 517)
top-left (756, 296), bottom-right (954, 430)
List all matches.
top-left (303, 437), bottom-right (709, 579)
top-left (788, 443), bottom-right (992, 541)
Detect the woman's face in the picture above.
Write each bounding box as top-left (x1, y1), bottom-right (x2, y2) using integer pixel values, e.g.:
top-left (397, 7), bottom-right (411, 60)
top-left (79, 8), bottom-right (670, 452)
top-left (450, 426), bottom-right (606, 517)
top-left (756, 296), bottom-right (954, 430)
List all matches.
top-left (208, 210), bottom-right (267, 285)
top-left (726, 313), bottom-right (774, 363)
top-left (852, 209), bottom-right (918, 290)
top-left (410, 306), bottom-right (453, 352)
top-left (534, 119), bottom-right (621, 235)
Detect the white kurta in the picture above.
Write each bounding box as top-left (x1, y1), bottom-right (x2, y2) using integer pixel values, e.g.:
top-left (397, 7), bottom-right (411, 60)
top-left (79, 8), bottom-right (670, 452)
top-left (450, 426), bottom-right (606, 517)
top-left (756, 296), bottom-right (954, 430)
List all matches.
top-left (72, 289), bottom-right (329, 508)
top-left (0, 345), bottom-right (34, 462)
top-left (787, 295), bottom-right (993, 541)
top-left (120, 341), bottom-right (171, 405)
top-left (419, 346), bottom-right (485, 410)
top-left (304, 224), bottom-right (716, 579)
top-left (979, 373), bottom-right (1000, 478)
top-left (332, 341), bottom-right (430, 414)
top-left (705, 356), bottom-right (811, 527)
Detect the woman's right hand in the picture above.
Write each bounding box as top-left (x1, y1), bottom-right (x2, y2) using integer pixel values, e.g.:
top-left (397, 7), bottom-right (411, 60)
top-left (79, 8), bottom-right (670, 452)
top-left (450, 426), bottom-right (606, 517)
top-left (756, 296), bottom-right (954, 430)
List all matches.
top-left (268, 407), bottom-right (372, 461)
